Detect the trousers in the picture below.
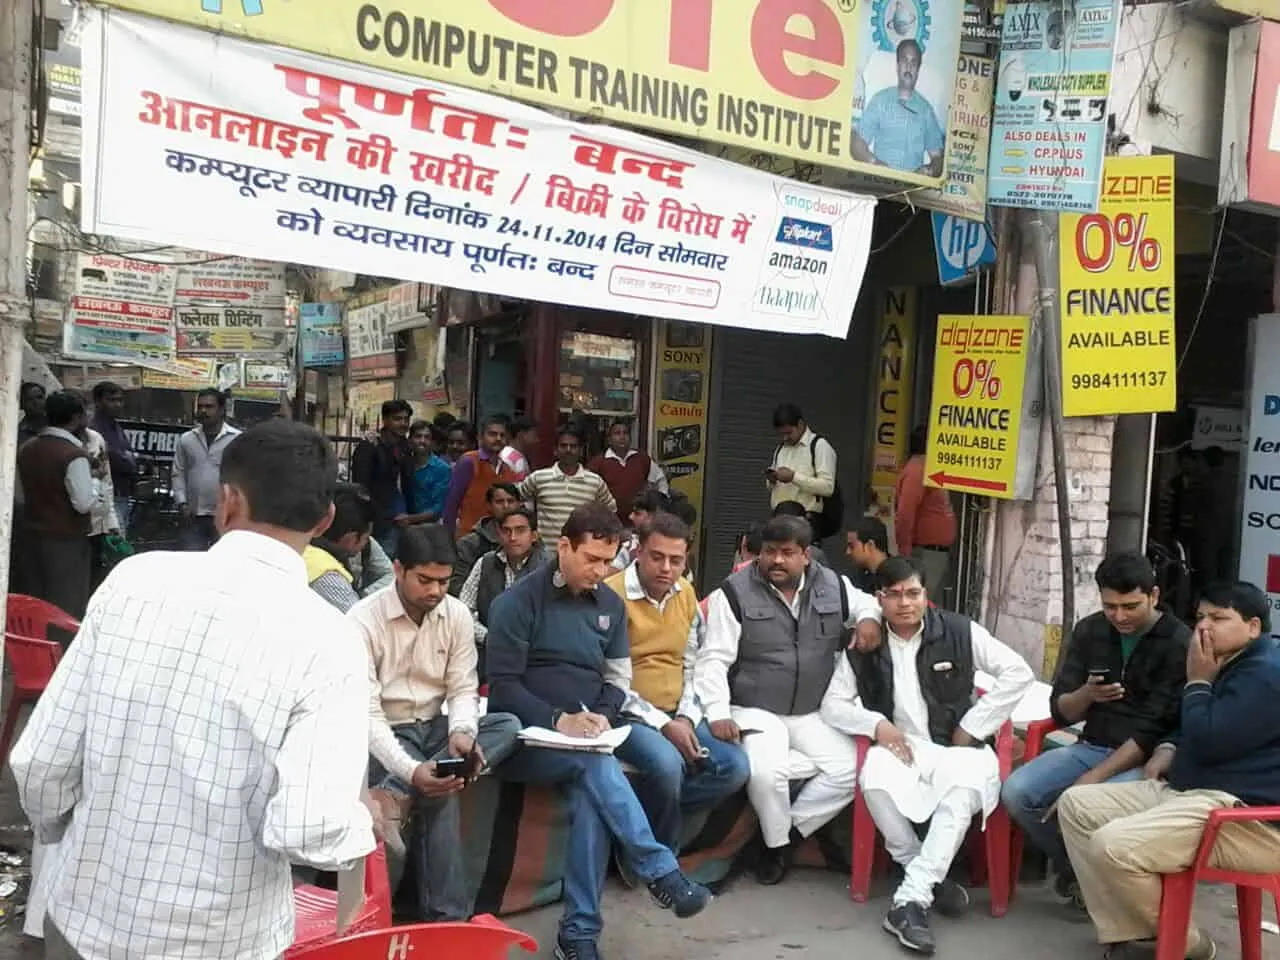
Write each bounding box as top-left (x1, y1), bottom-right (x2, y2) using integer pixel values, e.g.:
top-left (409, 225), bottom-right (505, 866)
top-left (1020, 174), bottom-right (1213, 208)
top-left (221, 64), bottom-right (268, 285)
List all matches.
top-left (731, 706), bottom-right (858, 849)
top-left (1060, 779), bottom-right (1280, 947)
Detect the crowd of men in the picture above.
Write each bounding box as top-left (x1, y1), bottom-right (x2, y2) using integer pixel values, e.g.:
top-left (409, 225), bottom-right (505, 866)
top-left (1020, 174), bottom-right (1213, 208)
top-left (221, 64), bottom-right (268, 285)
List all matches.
top-left (7, 403), bottom-right (1280, 960)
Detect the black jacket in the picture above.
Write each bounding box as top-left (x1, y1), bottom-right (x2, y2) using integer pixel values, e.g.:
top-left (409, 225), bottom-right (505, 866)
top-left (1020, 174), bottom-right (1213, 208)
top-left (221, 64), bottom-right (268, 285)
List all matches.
top-left (1050, 610), bottom-right (1189, 755)
top-left (351, 435), bottom-right (415, 536)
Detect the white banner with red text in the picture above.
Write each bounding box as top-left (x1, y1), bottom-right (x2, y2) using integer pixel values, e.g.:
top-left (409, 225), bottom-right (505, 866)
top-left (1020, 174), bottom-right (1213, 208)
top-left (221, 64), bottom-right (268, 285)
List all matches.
top-left (80, 10), bottom-right (877, 339)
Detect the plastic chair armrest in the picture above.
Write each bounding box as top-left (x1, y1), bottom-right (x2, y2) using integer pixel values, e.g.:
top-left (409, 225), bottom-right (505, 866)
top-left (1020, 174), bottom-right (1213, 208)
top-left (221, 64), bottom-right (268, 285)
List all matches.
top-left (1022, 717), bottom-right (1061, 762)
top-left (1191, 806), bottom-right (1280, 876)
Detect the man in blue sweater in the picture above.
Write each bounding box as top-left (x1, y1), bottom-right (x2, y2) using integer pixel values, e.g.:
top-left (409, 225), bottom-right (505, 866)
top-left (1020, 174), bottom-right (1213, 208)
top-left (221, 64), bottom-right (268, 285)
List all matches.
top-left (1058, 580), bottom-right (1280, 960)
top-left (487, 503), bottom-right (712, 960)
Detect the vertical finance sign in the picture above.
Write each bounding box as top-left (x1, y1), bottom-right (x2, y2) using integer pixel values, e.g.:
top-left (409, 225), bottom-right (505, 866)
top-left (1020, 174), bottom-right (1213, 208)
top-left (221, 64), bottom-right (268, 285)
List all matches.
top-left (868, 288), bottom-right (916, 518)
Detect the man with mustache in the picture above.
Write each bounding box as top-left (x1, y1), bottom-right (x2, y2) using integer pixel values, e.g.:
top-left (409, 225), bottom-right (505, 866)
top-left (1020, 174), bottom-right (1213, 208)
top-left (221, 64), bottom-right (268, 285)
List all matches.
top-left (699, 515), bottom-right (882, 885)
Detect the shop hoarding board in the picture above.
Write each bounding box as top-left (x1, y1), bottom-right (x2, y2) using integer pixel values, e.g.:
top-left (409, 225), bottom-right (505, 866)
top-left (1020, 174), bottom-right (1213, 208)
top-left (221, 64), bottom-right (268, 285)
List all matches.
top-left (1219, 20), bottom-right (1280, 212)
top-left (987, 0), bottom-right (1121, 212)
top-left (139, 355), bottom-right (218, 389)
top-left (924, 314), bottom-right (1032, 501)
top-left (62, 252), bottom-right (177, 365)
top-left (238, 359), bottom-right (291, 400)
top-left (1239, 316), bottom-right (1280, 632)
top-left (652, 320), bottom-right (713, 529)
top-left (58, 365), bottom-right (144, 392)
top-left (80, 10), bottom-right (878, 340)
top-left (385, 281), bottom-right (430, 333)
top-left (173, 256), bottom-right (290, 356)
top-left (348, 380), bottom-right (397, 433)
top-left (118, 419), bottom-right (188, 465)
top-left (346, 289), bottom-right (397, 381)
top-left (96, 0), bottom-right (962, 188)
top-left (300, 302), bottom-right (345, 365)
top-left (868, 287), bottom-right (916, 522)
top-left (1059, 155), bottom-right (1176, 417)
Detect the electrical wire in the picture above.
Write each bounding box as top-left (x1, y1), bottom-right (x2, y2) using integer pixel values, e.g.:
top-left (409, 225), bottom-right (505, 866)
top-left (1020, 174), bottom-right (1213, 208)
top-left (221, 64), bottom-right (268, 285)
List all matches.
top-left (1176, 206), bottom-right (1227, 372)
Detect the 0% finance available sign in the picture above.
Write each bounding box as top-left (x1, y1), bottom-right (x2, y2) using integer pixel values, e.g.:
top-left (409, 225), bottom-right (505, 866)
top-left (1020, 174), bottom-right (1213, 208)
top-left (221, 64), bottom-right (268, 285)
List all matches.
top-left (925, 315), bottom-right (1032, 500)
top-left (1059, 154), bottom-right (1177, 417)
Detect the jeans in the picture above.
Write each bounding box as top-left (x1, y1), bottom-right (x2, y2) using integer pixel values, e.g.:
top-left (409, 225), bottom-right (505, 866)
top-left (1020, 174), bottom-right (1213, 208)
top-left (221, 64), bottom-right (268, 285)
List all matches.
top-left (1002, 741), bottom-right (1144, 876)
top-left (369, 713), bottom-right (523, 921)
top-left (178, 515), bottom-right (218, 551)
top-left (614, 720), bottom-right (750, 852)
top-left (498, 747), bottom-right (679, 943)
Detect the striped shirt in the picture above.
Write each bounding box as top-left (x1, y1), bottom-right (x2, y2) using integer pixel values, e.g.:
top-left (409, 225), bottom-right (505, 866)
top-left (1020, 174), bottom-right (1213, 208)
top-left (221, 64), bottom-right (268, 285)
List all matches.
top-left (518, 463), bottom-right (617, 549)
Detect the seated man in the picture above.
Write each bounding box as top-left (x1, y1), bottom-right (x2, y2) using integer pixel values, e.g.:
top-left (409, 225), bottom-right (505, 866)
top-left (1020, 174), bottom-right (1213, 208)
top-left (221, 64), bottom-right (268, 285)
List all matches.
top-left (487, 503), bottom-right (712, 960)
top-left (449, 482), bottom-right (520, 595)
top-left (304, 482), bottom-right (388, 612)
top-left (611, 488), bottom-right (670, 572)
top-left (846, 515), bottom-right (892, 594)
top-left (822, 556), bottom-right (1034, 954)
top-left (1059, 580), bottom-right (1280, 960)
top-left (700, 515), bottom-right (881, 885)
top-left (1003, 551), bottom-right (1189, 908)
top-left (458, 504), bottom-right (547, 682)
top-left (348, 524), bottom-right (522, 922)
top-left (604, 511), bottom-right (750, 857)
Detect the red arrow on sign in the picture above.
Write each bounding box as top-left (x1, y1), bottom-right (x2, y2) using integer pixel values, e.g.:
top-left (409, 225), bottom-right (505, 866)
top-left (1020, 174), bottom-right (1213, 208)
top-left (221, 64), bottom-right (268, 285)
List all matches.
top-left (928, 471), bottom-right (1008, 493)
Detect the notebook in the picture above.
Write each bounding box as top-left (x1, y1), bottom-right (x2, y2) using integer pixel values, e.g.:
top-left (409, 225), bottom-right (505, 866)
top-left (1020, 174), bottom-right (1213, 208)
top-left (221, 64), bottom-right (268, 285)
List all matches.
top-left (517, 725), bottom-right (633, 754)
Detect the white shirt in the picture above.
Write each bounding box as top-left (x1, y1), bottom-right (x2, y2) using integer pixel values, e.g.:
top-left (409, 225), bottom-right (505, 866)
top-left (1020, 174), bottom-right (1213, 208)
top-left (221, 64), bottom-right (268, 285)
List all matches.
top-left (173, 422), bottom-right (242, 516)
top-left (604, 448), bottom-right (669, 493)
top-left (11, 531), bottom-right (375, 960)
top-left (698, 569), bottom-right (881, 722)
top-left (82, 428), bottom-right (119, 536)
top-left (769, 428), bottom-right (837, 513)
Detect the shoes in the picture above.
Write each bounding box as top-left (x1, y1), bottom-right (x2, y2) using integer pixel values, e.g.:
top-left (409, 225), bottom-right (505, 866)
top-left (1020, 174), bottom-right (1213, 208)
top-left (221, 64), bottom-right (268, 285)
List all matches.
top-left (555, 938), bottom-right (602, 960)
top-left (367, 788), bottom-right (411, 858)
top-left (647, 869), bottom-right (713, 919)
top-left (883, 901), bottom-right (936, 955)
top-left (755, 844), bottom-right (793, 886)
top-left (931, 879), bottom-right (971, 918)
top-left (1053, 871), bottom-right (1089, 916)
top-left (1186, 929), bottom-right (1218, 960)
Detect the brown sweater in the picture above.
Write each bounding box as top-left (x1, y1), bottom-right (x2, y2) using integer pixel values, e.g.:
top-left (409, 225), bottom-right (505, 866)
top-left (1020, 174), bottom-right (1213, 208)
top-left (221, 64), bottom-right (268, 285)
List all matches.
top-left (19, 434), bottom-right (91, 537)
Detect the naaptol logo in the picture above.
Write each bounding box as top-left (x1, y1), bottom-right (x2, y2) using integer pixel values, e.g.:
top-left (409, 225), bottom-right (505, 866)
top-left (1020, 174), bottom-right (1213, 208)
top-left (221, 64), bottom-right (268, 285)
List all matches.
top-left (782, 194), bottom-right (843, 218)
top-left (775, 217), bottom-right (834, 252)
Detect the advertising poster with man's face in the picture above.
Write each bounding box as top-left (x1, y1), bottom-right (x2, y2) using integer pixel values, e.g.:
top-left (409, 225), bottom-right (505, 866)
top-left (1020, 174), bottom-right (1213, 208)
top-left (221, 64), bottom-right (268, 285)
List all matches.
top-left (850, 0), bottom-right (965, 179)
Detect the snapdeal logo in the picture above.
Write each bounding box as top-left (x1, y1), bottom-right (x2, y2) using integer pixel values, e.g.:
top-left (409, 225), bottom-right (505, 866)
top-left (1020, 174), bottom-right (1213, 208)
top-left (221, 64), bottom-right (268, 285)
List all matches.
top-left (782, 194), bottom-right (842, 217)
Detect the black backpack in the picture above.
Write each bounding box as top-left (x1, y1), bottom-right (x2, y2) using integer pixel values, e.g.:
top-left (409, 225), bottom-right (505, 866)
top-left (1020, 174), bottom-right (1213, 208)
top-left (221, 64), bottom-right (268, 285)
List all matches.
top-left (773, 434), bottom-right (844, 541)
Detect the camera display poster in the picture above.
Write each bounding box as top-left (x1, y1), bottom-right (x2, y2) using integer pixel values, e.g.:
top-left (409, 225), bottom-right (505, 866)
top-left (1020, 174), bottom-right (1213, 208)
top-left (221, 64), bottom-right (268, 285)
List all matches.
top-left (653, 320), bottom-right (713, 526)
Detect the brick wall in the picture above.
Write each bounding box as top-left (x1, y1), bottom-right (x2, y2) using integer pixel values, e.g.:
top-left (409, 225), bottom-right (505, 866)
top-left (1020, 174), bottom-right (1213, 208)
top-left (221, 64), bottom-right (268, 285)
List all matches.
top-left (982, 413), bottom-right (1114, 678)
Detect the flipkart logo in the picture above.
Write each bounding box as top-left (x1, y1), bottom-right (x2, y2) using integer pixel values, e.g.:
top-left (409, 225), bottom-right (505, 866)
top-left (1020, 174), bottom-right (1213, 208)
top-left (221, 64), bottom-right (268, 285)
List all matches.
top-left (201, 0), bottom-right (264, 14)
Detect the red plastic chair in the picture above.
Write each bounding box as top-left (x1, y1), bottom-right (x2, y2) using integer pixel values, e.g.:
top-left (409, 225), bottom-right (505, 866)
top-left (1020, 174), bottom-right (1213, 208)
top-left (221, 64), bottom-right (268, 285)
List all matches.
top-left (284, 844), bottom-right (392, 958)
top-left (850, 712), bottom-right (1016, 917)
top-left (287, 915), bottom-right (537, 960)
top-left (5, 594), bottom-right (80, 643)
top-left (0, 633), bottom-right (64, 767)
top-left (1155, 806), bottom-right (1280, 960)
top-left (1007, 715), bottom-right (1061, 888)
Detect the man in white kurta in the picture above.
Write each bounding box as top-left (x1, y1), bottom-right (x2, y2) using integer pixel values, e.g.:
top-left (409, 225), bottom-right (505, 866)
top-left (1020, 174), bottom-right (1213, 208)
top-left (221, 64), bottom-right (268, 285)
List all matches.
top-left (821, 556), bottom-right (1033, 954)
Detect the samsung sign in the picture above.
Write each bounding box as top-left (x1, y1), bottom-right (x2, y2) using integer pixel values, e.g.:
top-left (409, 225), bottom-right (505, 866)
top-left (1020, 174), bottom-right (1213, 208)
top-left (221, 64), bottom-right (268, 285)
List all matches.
top-left (1239, 317), bottom-right (1280, 628)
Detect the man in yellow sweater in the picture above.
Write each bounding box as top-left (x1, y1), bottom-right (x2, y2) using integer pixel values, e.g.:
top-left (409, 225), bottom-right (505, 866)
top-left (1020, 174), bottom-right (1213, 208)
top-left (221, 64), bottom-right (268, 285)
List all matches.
top-left (605, 512), bottom-right (751, 854)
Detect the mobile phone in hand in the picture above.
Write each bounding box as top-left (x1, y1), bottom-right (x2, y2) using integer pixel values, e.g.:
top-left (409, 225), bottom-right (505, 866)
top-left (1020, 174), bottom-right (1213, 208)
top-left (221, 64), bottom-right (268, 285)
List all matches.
top-left (1088, 666), bottom-right (1116, 685)
top-left (435, 756), bottom-right (472, 778)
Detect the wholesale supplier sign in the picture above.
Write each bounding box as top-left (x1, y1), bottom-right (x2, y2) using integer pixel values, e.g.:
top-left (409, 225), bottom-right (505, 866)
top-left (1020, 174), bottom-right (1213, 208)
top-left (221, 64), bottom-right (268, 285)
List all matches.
top-left (925, 315), bottom-right (1031, 501)
top-left (1059, 155), bottom-right (1177, 417)
top-left (80, 9), bottom-right (877, 339)
top-left (98, 0), bottom-right (961, 187)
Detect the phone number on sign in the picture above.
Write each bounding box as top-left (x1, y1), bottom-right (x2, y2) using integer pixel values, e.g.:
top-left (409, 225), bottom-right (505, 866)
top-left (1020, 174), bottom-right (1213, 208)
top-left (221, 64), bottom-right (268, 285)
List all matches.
top-left (935, 452), bottom-right (1002, 471)
top-left (1070, 371), bottom-right (1168, 390)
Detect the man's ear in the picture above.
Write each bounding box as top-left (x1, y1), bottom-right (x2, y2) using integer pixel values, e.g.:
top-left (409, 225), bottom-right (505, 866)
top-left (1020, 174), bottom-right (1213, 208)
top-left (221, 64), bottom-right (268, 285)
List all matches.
top-left (309, 501), bottom-right (336, 539)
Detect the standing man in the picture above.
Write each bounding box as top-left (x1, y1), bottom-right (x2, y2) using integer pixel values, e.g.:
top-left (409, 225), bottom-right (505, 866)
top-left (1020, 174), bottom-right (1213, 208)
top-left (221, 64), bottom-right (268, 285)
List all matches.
top-left (588, 420), bottom-right (668, 527)
top-left (443, 414), bottom-right (523, 538)
top-left (351, 399), bottom-right (415, 559)
top-left (405, 420), bottom-right (452, 524)
top-left (699, 515), bottom-right (881, 885)
top-left (444, 421), bottom-right (475, 463)
top-left (17, 381), bottom-right (47, 446)
top-left (851, 38), bottom-right (946, 176)
top-left (767, 403), bottom-right (837, 541)
top-left (823, 556), bottom-right (1034, 954)
top-left (350, 524), bottom-right (522, 922)
top-left (895, 427), bottom-right (956, 597)
top-left (89, 381), bottom-right (137, 536)
top-left (450, 482), bottom-right (521, 594)
top-left (487, 504), bottom-right (713, 960)
top-left (16, 391), bottom-right (98, 618)
top-left (173, 388), bottom-right (241, 552)
top-left (847, 516), bottom-right (892, 593)
top-left (520, 427), bottom-right (617, 550)
top-left (1059, 581), bottom-right (1280, 960)
top-left (1002, 552), bottom-right (1189, 909)
top-left (11, 420), bottom-right (375, 960)
top-left (605, 512), bottom-right (750, 854)
top-left (500, 416), bottom-right (539, 476)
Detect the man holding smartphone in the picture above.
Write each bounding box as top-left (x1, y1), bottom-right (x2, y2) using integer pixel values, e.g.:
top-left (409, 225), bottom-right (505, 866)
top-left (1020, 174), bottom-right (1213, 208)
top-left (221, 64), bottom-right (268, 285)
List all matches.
top-left (348, 524), bottom-right (522, 923)
top-left (1002, 552), bottom-right (1190, 910)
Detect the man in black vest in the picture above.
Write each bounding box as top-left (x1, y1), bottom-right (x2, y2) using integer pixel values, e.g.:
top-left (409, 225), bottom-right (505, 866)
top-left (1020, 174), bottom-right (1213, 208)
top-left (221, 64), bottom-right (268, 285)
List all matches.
top-left (700, 515), bottom-right (881, 885)
top-left (821, 556), bottom-right (1033, 955)
top-left (458, 504), bottom-right (546, 683)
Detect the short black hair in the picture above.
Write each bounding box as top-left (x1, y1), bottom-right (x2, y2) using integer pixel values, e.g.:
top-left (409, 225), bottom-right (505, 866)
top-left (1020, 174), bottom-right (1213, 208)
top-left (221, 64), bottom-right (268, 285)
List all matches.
top-left (19, 381), bottom-right (43, 402)
top-left (667, 496), bottom-right (697, 528)
top-left (1095, 551), bottom-right (1157, 595)
top-left (878, 555), bottom-right (924, 591)
top-left (327, 482), bottom-right (375, 540)
top-left (851, 516), bottom-right (890, 553)
top-left (740, 521), bottom-right (765, 556)
top-left (510, 416), bottom-right (536, 436)
top-left (897, 38), bottom-right (922, 60)
top-left (409, 419), bottom-right (431, 436)
top-left (480, 413), bottom-right (510, 433)
top-left (772, 402), bottom-right (803, 429)
top-left (640, 510), bottom-right (691, 545)
top-left (632, 488), bottom-right (671, 515)
top-left (561, 502), bottom-right (623, 546)
top-left (499, 504), bottom-right (538, 531)
top-left (772, 500), bottom-right (808, 518)
top-left (761, 515), bottom-right (811, 550)
top-left (44, 390), bottom-right (85, 428)
top-left (908, 425), bottom-right (928, 456)
top-left (556, 426), bottom-right (584, 444)
top-left (381, 399), bottom-right (412, 421)
top-left (1199, 581), bottom-right (1272, 635)
top-left (449, 420), bottom-right (476, 442)
top-left (220, 420), bottom-right (336, 532)
top-left (397, 523), bottom-right (457, 570)
top-left (486, 482), bottom-right (520, 503)
top-left (196, 387), bottom-right (226, 408)
top-left (92, 381), bottom-right (123, 402)
top-left (433, 411), bottom-right (457, 429)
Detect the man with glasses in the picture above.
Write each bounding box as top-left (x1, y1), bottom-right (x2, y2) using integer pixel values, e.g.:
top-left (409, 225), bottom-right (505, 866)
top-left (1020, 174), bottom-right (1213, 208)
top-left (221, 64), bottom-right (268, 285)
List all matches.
top-left (822, 556), bottom-right (1033, 955)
